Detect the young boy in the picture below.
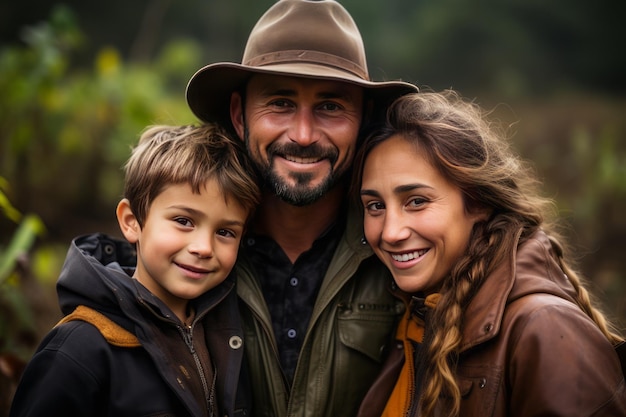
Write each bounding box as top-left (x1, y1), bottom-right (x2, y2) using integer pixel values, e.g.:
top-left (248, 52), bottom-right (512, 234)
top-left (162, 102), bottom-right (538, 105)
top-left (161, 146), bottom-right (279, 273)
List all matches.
top-left (9, 123), bottom-right (260, 417)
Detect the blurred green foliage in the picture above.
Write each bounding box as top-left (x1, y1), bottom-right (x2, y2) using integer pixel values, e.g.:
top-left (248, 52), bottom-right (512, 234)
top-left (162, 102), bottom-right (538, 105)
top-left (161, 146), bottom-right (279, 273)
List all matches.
top-left (505, 97), bottom-right (626, 323)
top-left (0, 8), bottom-right (201, 410)
top-left (0, 180), bottom-right (45, 413)
top-left (0, 6), bottom-right (198, 236)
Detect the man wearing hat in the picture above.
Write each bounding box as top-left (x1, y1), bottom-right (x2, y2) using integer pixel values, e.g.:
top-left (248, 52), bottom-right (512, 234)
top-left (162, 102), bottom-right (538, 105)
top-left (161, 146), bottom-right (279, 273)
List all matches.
top-left (186, 1), bottom-right (417, 416)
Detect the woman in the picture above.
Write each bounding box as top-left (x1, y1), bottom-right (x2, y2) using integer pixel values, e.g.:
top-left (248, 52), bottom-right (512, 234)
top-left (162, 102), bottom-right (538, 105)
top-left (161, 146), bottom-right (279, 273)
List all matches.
top-left (354, 91), bottom-right (626, 417)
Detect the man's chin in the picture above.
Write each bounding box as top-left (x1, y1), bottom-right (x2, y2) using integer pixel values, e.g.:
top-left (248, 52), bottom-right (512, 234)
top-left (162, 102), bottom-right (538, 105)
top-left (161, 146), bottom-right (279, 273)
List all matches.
top-left (270, 181), bottom-right (330, 206)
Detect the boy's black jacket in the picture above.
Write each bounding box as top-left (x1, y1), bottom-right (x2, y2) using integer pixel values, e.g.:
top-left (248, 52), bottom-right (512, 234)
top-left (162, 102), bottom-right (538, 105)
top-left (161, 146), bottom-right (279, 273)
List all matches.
top-left (10, 233), bottom-right (250, 417)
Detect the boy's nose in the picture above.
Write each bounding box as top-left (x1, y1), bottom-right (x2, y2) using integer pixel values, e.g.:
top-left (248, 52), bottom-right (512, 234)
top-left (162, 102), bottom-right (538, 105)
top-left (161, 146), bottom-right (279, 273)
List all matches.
top-left (189, 237), bottom-right (213, 258)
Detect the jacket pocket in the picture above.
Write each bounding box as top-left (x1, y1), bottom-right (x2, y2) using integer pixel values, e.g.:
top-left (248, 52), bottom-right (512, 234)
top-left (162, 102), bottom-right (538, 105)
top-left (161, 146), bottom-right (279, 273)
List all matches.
top-left (456, 364), bottom-right (503, 417)
top-left (337, 302), bottom-right (403, 362)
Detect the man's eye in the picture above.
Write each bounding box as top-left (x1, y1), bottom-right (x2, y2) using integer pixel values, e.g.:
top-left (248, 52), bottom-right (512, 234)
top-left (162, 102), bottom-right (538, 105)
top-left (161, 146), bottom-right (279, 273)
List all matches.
top-left (320, 102), bottom-right (340, 111)
top-left (270, 99), bottom-right (291, 108)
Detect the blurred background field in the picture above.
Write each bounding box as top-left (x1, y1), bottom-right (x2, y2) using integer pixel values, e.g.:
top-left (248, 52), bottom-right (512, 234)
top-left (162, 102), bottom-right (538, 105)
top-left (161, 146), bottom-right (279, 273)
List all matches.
top-left (1, 0), bottom-right (625, 412)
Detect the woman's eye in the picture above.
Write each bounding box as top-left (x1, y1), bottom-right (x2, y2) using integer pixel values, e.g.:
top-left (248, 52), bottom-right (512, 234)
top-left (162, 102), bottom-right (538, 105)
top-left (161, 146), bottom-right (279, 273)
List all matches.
top-left (408, 197), bottom-right (428, 208)
top-left (364, 201), bottom-right (384, 211)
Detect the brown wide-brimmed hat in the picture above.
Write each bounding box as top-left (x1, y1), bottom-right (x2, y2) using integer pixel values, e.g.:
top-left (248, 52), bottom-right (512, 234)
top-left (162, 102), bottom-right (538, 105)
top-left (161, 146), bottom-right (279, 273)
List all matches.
top-left (186, 0), bottom-right (418, 124)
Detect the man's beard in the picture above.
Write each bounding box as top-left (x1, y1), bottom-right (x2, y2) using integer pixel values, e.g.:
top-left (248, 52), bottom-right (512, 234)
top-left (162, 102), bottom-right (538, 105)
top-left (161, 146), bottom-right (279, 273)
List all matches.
top-left (244, 128), bottom-right (346, 207)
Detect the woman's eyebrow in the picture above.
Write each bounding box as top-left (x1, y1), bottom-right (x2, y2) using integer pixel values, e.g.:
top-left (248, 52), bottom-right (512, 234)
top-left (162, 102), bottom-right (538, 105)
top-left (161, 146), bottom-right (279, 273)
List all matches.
top-left (394, 183), bottom-right (432, 193)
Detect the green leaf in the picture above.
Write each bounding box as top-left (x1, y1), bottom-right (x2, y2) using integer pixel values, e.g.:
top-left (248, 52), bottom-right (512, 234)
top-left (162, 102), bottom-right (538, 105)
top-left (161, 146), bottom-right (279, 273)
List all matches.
top-left (0, 188), bottom-right (22, 223)
top-left (0, 215), bottom-right (46, 284)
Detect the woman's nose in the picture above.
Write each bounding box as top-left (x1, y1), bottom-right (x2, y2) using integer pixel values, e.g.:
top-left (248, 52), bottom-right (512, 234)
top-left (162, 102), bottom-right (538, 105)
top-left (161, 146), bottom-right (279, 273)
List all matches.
top-left (381, 210), bottom-right (411, 244)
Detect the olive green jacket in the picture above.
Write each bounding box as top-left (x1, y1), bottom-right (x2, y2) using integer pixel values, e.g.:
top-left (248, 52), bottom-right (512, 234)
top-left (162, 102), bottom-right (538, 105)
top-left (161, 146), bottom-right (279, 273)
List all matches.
top-left (236, 207), bottom-right (404, 417)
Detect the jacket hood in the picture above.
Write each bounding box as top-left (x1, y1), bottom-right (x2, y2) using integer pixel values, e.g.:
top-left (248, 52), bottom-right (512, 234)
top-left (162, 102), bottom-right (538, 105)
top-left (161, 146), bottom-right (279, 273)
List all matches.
top-left (461, 230), bottom-right (579, 351)
top-left (57, 233), bottom-right (138, 317)
top-left (507, 231), bottom-right (578, 303)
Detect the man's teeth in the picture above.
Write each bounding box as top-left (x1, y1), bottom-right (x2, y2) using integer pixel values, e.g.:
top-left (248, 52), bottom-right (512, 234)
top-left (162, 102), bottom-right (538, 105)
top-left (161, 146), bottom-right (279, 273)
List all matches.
top-left (285, 155), bottom-right (320, 164)
top-left (392, 249), bottom-right (427, 262)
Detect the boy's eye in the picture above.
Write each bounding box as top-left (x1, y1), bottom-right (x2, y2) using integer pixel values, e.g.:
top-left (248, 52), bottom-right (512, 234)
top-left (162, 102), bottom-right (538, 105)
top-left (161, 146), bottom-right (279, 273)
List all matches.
top-left (174, 217), bottom-right (193, 227)
top-left (217, 229), bottom-right (237, 238)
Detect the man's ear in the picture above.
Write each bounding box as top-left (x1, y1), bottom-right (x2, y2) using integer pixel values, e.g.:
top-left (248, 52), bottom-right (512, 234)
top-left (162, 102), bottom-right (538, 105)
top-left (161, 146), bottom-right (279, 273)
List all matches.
top-left (230, 91), bottom-right (245, 141)
top-left (116, 198), bottom-right (140, 244)
top-left (364, 96), bottom-right (374, 123)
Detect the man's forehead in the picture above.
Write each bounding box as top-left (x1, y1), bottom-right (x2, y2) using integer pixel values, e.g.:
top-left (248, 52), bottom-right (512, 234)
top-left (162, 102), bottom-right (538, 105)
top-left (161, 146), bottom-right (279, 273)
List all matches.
top-left (247, 73), bottom-right (364, 99)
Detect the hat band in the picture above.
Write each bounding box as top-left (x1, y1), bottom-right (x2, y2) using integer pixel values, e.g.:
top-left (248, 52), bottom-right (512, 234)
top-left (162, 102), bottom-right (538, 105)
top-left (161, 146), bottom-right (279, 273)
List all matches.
top-left (245, 50), bottom-right (369, 80)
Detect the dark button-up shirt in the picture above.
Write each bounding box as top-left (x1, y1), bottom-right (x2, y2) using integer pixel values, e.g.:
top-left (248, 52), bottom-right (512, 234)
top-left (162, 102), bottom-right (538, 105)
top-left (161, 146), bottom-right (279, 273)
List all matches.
top-left (241, 213), bottom-right (345, 384)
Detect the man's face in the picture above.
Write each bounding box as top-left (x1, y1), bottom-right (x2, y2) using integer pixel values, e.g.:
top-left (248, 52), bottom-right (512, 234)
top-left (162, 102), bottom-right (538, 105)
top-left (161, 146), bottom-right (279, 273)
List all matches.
top-left (237, 74), bottom-right (364, 206)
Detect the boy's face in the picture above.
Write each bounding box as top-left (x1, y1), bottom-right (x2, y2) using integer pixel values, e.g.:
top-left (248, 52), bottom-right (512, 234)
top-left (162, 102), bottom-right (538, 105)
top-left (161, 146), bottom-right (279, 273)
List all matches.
top-left (117, 178), bottom-right (248, 320)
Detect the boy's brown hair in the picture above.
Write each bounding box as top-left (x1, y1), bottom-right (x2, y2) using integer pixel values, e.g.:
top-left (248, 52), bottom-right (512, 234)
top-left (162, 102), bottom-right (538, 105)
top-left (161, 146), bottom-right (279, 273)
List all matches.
top-left (123, 123), bottom-right (260, 227)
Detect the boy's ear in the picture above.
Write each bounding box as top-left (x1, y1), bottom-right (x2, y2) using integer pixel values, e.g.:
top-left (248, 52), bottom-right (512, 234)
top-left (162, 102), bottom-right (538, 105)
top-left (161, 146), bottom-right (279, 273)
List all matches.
top-left (116, 199), bottom-right (140, 244)
top-left (230, 91), bottom-right (245, 141)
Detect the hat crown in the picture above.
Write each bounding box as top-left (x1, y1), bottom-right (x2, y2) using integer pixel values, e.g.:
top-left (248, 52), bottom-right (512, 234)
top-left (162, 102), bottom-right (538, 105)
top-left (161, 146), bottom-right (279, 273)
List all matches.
top-left (185, 0), bottom-right (417, 124)
top-left (242, 0), bottom-right (369, 80)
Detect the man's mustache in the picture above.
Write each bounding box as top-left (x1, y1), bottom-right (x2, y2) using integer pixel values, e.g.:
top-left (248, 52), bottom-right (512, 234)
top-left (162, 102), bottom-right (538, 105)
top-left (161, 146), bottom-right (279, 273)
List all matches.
top-left (267, 142), bottom-right (338, 163)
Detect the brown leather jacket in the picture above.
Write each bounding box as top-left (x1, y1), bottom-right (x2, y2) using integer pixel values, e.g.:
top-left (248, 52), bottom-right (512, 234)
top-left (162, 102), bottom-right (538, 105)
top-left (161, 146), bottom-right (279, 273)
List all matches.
top-left (359, 231), bottom-right (626, 417)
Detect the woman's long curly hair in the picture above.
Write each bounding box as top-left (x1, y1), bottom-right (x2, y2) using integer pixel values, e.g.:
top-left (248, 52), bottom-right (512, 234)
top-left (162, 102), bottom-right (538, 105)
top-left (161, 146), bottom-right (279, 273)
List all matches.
top-left (352, 90), bottom-right (623, 417)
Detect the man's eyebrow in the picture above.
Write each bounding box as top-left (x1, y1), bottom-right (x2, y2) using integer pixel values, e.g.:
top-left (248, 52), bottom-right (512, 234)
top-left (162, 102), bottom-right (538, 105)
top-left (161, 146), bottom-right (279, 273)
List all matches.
top-left (259, 85), bottom-right (357, 100)
top-left (261, 87), bottom-right (296, 97)
top-left (318, 91), bottom-right (354, 100)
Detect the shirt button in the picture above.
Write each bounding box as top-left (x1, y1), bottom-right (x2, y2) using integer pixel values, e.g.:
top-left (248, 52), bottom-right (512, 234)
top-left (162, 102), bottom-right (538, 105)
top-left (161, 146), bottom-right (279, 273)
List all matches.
top-left (287, 329), bottom-right (297, 339)
top-left (246, 237), bottom-right (255, 246)
top-left (290, 277), bottom-right (299, 286)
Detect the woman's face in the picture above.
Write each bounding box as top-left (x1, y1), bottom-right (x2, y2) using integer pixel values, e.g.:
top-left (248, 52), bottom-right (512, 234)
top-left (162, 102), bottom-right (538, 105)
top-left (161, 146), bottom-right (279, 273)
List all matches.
top-left (360, 134), bottom-right (487, 294)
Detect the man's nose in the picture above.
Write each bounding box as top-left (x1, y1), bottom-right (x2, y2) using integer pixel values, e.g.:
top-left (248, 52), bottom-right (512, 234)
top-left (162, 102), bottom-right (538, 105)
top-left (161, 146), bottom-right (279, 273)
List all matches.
top-left (289, 109), bottom-right (319, 147)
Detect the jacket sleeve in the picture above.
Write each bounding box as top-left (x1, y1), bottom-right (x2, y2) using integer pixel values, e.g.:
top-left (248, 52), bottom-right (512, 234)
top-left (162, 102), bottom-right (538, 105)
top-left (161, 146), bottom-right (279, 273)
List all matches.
top-left (9, 322), bottom-right (108, 417)
top-left (506, 294), bottom-right (626, 417)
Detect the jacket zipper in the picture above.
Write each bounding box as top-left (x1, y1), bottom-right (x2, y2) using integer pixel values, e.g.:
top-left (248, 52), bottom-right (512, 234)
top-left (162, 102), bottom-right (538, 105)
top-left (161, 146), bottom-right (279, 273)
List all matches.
top-left (179, 324), bottom-right (215, 416)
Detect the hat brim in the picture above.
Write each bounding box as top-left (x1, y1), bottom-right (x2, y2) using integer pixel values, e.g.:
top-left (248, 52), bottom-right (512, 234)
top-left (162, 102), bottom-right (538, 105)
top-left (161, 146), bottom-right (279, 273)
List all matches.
top-left (186, 62), bottom-right (418, 125)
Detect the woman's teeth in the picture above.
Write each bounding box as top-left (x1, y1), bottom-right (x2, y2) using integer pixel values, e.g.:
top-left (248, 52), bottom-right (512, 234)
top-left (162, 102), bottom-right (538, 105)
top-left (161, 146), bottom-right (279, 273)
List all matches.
top-left (391, 249), bottom-right (428, 262)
